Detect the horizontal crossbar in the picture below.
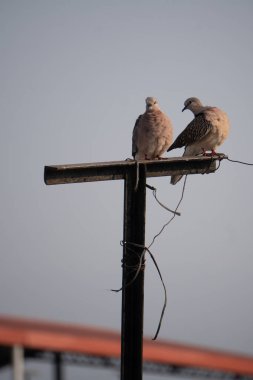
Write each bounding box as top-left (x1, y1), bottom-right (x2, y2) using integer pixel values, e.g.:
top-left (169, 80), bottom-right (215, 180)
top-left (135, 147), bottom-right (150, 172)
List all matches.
top-left (44, 155), bottom-right (226, 185)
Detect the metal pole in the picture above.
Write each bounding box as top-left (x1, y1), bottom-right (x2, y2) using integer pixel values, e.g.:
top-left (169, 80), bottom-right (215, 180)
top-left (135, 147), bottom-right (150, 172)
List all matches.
top-left (121, 164), bottom-right (146, 380)
top-left (54, 352), bottom-right (63, 380)
top-left (12, 345), bottom-right (24, 380)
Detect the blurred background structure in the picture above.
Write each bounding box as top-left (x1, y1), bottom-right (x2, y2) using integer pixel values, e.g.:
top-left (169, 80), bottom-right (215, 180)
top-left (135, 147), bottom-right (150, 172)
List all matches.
top-left (1, 315), bottom-right (253, 380)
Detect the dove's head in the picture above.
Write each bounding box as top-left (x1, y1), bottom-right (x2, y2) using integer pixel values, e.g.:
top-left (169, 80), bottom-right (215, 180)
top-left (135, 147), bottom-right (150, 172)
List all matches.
top-left (182, 97), bottom-right (203, 115)
top-left (145, 97), bottom-right (160, 111)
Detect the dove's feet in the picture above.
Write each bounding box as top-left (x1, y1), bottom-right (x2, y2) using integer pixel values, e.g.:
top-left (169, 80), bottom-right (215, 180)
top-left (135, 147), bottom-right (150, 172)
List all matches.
top-left (200, 149), bottom-right (219, 157)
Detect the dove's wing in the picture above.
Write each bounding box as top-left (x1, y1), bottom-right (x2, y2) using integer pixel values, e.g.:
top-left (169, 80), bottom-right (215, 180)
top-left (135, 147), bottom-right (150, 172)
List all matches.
top-left (168, 113), bottom-right (212, 152)
top-left (132, 115), bottom-right (142, 158)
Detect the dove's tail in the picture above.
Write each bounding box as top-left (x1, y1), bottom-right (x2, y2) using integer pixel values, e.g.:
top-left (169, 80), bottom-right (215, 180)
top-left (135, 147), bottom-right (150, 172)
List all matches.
top-left (170, 174), bottom-right (183, 185)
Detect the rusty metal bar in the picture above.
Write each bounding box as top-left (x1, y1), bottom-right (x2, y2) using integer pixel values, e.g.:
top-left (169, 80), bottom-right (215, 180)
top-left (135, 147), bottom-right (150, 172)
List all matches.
top-left (121, 164), bottom-right (146, 380)
top-left (44, 156), bottom-right (223, 185)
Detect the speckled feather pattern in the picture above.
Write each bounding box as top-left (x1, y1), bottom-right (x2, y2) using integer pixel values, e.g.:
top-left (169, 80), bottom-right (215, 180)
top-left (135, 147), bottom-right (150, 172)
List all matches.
top-left (169, 99), bottom-right (230, 184)
top-left (168, 113), bottom-right (213, 151)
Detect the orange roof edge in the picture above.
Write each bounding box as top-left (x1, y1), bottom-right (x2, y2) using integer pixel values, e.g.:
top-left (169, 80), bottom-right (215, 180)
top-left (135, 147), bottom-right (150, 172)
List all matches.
top-left (0, 315), bottom-right (253, 376)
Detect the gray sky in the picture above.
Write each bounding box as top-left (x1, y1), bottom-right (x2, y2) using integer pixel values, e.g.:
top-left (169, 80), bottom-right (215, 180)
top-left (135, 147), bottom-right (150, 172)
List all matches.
top-left (1, 0), bottom-right (253, 378)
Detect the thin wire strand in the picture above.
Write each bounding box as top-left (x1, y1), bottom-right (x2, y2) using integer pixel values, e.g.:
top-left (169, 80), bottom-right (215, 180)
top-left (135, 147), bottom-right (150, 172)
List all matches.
top-left (145, 246), bottom-right (167, 340)
top-left (226, 157), bottom-right (253, 166)
top-left (134, 161), bottom-right (140, 191)
top-left (110, 177), bottom-right (188, 334)
top-left (214, 157), bottom-right (222, 172)
top-left (151, 187), bottom-right (181, 216)
top-left (111, 242), bottom-right (146, 293)
top-left (111, 177), bottom-right (187, 292)
top-left (113, 241), bottom-right (167, 340)
top-left (148, 175), bottom-right (188, 250)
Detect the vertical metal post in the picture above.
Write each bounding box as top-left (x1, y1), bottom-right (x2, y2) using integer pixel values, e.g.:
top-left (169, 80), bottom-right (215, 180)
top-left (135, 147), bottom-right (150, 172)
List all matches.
top-left (54, 352), bottom-right (63, 380)
top-left (12, 345), bottom-right (24, 380)
top-left (121, 164), bottom-right (146, 380)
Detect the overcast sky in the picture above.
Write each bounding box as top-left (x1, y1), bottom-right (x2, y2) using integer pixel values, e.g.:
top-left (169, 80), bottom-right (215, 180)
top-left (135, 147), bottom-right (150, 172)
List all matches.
top-left (1, 1), bottom-right (253, 379)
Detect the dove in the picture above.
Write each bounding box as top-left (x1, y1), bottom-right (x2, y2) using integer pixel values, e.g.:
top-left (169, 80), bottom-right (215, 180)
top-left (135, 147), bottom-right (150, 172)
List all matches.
top-left (168, 97), bottom-right (230, 185)
top-left (132, 97), bottom-right (173, 160)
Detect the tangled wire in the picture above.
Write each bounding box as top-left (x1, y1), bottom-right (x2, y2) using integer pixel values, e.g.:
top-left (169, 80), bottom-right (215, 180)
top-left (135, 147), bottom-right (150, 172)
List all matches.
top-left (111, 154), bottom-right (253, 340)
